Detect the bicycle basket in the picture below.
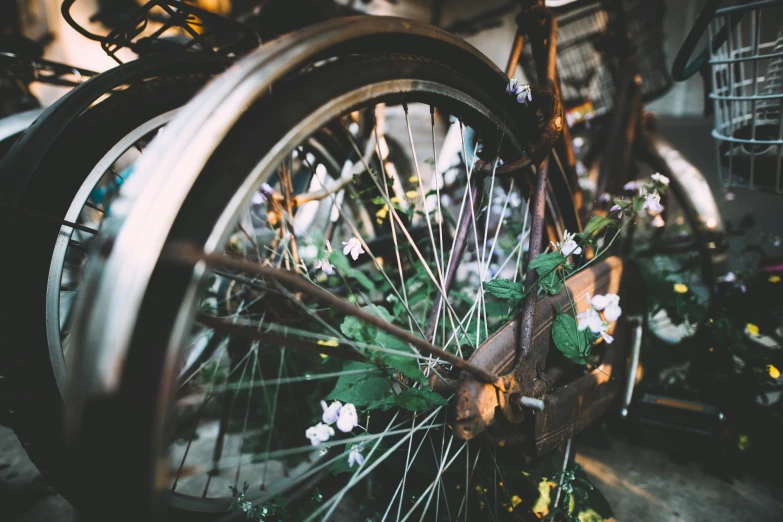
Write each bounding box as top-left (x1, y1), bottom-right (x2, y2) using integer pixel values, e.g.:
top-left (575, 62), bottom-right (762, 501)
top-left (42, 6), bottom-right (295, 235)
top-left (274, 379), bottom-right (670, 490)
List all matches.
top-left (521, 0), bottom-right (672, 124)
top-left (707, 1), bottom-right (783, 193)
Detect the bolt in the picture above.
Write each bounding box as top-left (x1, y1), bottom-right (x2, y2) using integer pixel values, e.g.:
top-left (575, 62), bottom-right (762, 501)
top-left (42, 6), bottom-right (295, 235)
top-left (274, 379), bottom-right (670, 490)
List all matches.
top-left (518, 396), bottom-right (545, 411)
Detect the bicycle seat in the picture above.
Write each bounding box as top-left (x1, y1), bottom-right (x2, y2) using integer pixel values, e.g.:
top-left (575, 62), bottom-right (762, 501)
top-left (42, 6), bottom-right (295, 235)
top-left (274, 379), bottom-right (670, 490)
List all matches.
top-left (0, 35), bottom-right (44, 61)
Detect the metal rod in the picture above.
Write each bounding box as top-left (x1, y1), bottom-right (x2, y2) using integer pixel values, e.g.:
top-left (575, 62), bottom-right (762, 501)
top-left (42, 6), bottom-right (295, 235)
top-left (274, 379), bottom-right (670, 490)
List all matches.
top-left (620, 315), bottom-right (644, 417)
top-left (553, 437), bottom-right (572, 508)
top-left (424, 176), bottom-right (482, 341)
top-left (505, 29), bottom-right (526, 78)
top-left (168, 244), bottom-right (506, 388)
top-left (518, 396), bottom-right (545, 410)
top-left (518, 159), bottom-right (549, 357)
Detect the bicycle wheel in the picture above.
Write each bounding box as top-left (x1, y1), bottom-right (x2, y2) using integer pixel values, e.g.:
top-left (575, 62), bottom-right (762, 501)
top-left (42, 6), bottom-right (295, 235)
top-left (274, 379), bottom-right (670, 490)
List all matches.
top-left (71, 52), bottom-right (575, 521)
top-left (0, 68), bottom-right (215, 503)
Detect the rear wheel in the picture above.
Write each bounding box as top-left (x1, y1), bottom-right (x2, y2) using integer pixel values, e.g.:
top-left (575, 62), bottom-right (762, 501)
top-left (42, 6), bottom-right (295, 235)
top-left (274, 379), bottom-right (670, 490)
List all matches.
top-left (0, 72), bottom-right (212, 503)
top-left (73, 54), bottom-right (573, 521)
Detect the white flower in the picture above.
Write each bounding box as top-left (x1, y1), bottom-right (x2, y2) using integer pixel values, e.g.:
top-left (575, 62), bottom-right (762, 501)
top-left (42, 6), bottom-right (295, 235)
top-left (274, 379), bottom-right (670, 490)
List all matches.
top-left (641, 191), bottom-right (664, 216)
top-left (320, 400), bottom-right (342, 424)
top-left (553, 230), bottom-right (582, 256)
top-left (603, 295), bottom-right (622, 322)
top-left (342, 237), bottom-right (365, 261)
top-left (561, 238), bottom-right (582, 256)
top-left (516, 84), bottom-right (533, 104)
top-left (305, 422), bottom-right (334, 446)
top-left (623, 180), bottom-right (644, 191)
top-left (587, 292), bottom-right (622, 322)
top-left (315, 259), bottom-right (334, 275)
top-left (587, 292), bottom-right (609, 310)
top-left (336, 403), bottom-right (358, 433)
top-left (651, 172), bottom-right (670, 186)
top-left (651, 214), bottom-right (665, 228)
top-left (506, 77), bottom-right (520, 95)
top-left (348, 444), bottom-right (365, 468)
top-left (577, 307), bottom-right (604, 334)
top-left (506, 77), bottom-right (532, 104)
top-left (599, 324), bottom-right (614, 344)
top-left (717, 271), bottom-right (736, 283)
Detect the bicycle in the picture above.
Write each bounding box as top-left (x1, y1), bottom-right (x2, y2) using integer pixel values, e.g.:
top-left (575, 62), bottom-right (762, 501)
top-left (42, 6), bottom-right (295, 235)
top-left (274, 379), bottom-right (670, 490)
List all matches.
top-left (57, 0), bottom-right (725, 520)
top-left (0, 0), bottom-right (409, 511)
top-left (0, 33), bottom-right (97, 157)
top-left (0, 0), bottom-right (263, 506)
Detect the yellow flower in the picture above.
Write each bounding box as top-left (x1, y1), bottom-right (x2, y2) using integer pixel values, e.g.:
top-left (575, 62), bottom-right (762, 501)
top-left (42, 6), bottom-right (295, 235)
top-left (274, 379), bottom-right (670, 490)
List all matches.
top-left (408, 176), bottom-right (419, 183)
top-left (375, 204), bottom-right (389, 224)
top-left (709, 346), bottom-right (715, 352)
top-left (405, 190), bottom-right (418, 200)
top-left (769, 275), bottom-right (781, 283)
top-left (673, 283), bottom-right (688, 294)
top-left (768, 364), bottom-right (781, 380)
top-left (510, 495), bottom-right (522, 508)
top-left (317, 338), bottom-right (339, 347)
top-left (745, 323), bottom-right (760, 337)
top-left (738, 434), bottom-right (751, 452)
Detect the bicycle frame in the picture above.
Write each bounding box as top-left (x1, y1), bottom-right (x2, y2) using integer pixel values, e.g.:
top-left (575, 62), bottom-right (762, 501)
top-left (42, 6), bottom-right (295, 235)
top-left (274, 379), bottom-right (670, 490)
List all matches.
top-left (60, 0), bottom-right (264, 64)
top-left (452, 0), bottom-right (727, 455)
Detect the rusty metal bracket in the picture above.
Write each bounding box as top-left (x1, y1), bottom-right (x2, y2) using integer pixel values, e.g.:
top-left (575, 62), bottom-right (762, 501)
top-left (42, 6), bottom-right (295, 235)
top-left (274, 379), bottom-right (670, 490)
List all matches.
top-left (453, 257), bottom-right (625, 444)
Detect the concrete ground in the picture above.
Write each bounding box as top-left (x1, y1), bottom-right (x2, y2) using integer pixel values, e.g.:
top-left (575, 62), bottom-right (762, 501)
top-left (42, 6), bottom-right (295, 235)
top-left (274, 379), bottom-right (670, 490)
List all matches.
top-left (577, 435), bottom-right (783, 522)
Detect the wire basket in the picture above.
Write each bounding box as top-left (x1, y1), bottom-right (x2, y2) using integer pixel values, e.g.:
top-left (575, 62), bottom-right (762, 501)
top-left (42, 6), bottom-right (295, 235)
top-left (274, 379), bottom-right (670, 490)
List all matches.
top-left (521, 0), bottom-right (672, 123)
top-left (707, 1), bottom-right (783, 193)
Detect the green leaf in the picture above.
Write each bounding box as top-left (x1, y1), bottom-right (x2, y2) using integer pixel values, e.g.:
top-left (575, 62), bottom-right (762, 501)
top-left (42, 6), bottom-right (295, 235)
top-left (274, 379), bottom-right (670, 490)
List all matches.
top-left (364, 394), bottom-right (397, 411)
top-left (456, 317), bottom-right (488, 347)
top-left (612, 198), bottom-right (631, 210)
top-left (340, 315), bottom-right (372, 342)
top-left (538, 269), bottom-right (563, 295)
top-left (394, 388), bottom-right (448, 411)
top-left (631, 196), bottom-right (646, 214)
top-left (528, 252), bottom-right (567, 295)
top-left (329, 251), bottom-right (375, 292)
top-left (374, 332), bottom-right (426, 384)
top-left (552, 313), bottom-right (589, 365)
top-left (528, 251), bottom-right (567, 273)
top-left (340, 306), bottom-right (427, 384)
top-left (326, 362), bottom-right (391, 406)
top-left (573, 467), bottom-right (613, 520)
top-left (483, 278), bottom-right (526, 304)
top-left (584, 215), bottom-right (616, 235)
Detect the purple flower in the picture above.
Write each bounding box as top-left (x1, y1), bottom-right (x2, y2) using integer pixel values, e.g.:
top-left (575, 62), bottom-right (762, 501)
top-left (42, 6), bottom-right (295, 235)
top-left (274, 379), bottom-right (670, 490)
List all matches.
top-left (348, 444), bottom-right (365, 468)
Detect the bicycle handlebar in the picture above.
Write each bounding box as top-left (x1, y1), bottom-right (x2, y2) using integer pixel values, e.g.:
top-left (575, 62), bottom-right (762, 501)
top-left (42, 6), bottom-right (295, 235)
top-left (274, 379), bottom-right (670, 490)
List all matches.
top-left (671, 0), bottom-right (743, 81)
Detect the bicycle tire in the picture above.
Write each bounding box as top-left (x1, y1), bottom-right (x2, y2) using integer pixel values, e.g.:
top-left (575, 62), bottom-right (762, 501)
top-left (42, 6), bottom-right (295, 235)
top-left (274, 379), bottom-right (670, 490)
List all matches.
top-left (0, 70), bottom-right (213, 506)
top-left (71, 52), bottom-right (573, 521)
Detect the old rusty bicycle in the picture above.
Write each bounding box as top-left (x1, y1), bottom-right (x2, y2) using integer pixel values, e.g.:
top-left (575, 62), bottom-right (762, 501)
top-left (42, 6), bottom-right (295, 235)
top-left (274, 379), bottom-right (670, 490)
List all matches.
top-left (63, 1), bottom-right (726, 520)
